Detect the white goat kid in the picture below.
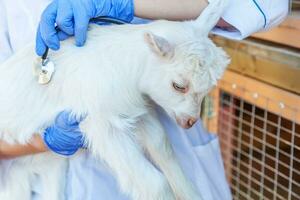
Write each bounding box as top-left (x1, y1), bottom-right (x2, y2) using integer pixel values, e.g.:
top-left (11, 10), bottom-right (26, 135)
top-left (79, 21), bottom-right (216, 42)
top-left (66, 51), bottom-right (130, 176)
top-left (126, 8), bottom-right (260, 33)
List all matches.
top-left (0, 0), bottom-right (229, 199)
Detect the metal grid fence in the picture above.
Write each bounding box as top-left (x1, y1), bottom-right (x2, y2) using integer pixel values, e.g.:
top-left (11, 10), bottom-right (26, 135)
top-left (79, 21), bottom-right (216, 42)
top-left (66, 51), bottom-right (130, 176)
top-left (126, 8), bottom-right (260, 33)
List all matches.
top-left (203, 72), bottom-right (300, 200)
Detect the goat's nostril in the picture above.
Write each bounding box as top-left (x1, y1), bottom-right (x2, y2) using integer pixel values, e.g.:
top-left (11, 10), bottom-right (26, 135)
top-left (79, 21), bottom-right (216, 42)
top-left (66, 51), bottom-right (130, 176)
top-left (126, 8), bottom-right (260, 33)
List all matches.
top-left (188, 118), bottom-right (196, 127)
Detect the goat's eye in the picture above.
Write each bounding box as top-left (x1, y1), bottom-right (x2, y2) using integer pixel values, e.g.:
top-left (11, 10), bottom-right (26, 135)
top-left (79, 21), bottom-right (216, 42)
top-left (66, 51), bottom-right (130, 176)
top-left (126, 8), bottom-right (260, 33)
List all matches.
top-left (172, 82), bottom-right (188, 93)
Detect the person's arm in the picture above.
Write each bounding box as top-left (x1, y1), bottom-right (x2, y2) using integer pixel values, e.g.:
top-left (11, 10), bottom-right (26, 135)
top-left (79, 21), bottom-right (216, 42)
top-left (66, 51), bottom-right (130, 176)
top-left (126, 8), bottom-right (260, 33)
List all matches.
top-left (134, 0), bottom-right (208, 20)
top-left (134, 0), bottom-right (232, 34)
top-left (0, 135), bottom-right (47, 159)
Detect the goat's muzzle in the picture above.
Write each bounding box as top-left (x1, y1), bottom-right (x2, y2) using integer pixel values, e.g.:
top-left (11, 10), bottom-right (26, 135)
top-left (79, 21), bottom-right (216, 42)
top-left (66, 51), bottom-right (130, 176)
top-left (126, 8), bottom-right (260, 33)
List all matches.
top-left (176, 117), bottom-right (197, 129)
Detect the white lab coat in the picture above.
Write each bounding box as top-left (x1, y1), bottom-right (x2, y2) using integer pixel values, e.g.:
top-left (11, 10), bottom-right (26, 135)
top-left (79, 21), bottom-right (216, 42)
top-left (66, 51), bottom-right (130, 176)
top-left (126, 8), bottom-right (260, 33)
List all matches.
top-left (0, 0), bottom-right (289, 199)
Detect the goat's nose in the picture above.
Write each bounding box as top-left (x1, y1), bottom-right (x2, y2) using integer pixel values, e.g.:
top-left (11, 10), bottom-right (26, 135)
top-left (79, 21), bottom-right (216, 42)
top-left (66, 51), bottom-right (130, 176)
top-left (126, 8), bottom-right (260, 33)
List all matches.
top-left (187, 118), bottom-right (197, 127)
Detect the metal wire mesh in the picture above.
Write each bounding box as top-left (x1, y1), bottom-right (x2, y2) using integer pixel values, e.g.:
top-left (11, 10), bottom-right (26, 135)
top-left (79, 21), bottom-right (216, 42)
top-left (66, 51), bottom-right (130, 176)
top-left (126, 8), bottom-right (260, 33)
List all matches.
top-left (205, 78), bottom-right (300, 200)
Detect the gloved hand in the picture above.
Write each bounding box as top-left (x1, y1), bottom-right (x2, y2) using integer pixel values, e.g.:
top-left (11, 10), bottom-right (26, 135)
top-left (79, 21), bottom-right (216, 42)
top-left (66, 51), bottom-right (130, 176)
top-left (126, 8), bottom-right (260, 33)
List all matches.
top-left (43, 111), bottom-right (86, 156)
top-left (36, 0), bottom-right (134, 56)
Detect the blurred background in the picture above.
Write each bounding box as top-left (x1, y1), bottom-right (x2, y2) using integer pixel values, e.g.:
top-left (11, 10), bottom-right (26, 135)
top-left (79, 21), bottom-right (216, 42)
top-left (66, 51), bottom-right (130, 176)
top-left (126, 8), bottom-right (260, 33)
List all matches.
top-left (202, 1), bottom-right (300, 199)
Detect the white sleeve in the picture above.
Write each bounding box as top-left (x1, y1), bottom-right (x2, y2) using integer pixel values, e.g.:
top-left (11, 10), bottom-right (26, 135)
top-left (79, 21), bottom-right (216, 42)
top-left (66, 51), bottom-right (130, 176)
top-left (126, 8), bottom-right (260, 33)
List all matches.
top-left (212, 0), bottom-right (289, 40)
top-left (0, 1), bottom-right (13, 63)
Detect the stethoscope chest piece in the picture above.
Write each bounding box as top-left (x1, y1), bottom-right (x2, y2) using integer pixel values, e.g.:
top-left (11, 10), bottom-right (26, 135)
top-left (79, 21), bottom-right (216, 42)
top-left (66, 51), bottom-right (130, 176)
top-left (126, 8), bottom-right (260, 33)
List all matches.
top-left (34, 57), bottom-right (55, 85)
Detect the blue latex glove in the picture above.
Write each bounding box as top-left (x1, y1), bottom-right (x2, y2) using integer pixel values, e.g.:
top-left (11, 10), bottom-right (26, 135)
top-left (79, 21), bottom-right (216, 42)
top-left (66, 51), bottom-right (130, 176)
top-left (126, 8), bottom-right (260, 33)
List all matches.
top-left (36, 0), bottom-right (134, 56)
top-left (43, 111), bottom-right (85, 156)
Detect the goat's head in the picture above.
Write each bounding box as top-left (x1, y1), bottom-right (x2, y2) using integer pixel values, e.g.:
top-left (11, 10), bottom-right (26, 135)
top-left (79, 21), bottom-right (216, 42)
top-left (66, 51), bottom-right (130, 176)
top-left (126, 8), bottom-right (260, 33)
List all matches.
top-left (139, 0), bottom-right (230, 128)
top-left (141, 31), bottom-right (230, 129)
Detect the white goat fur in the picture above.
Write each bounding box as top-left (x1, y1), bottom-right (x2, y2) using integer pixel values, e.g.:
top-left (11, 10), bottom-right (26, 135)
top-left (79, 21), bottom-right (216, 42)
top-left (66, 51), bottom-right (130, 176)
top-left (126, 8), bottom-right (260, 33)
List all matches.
top-left (0, 0), bottom-right (229, 199)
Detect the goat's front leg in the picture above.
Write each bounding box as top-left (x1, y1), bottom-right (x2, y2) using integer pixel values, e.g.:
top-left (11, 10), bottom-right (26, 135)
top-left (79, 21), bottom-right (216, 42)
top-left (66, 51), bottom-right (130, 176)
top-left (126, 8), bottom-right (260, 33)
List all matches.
top-left (80, 116), bottom-right (175, 200)
top-left (139, 113), bottom-right (202, 200)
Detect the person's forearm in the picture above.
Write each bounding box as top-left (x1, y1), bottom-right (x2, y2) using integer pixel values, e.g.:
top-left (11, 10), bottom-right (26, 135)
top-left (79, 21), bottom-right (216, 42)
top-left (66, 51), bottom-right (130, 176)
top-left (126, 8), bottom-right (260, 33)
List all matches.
top-left (134, 0), bottom-right (208, 20)
top-left (134, 0), bottom-right (233, 30)
top-left (0, 135), bottom-right (48, 159)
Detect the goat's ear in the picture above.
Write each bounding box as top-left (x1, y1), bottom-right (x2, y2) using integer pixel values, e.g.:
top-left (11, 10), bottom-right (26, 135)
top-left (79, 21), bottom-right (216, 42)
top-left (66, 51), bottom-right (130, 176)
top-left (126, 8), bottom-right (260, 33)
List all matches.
top-left (191, 0), bottom-right (229, 36)
top-left (144, 32), bottom-right (174, 59)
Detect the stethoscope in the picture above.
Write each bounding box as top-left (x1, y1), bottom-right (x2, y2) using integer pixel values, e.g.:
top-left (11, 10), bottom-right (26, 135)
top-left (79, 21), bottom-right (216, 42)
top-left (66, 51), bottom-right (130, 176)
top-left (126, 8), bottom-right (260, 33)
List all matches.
top-left (36, 16), bottom-right (128, 85)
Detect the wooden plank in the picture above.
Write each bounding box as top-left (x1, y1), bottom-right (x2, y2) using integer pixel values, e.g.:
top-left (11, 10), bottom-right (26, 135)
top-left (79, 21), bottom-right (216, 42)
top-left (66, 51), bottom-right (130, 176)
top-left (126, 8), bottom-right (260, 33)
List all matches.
top-left (218, 70), bottom-right (300, 124)
top-left (252, 17), bottom-right (300, 49)
top-left (212, 36), bottom-right (300, 94)
top-left (252, 26), bottom-right (300, 49)
top-left (280, 17), bottom-right (300, 31)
